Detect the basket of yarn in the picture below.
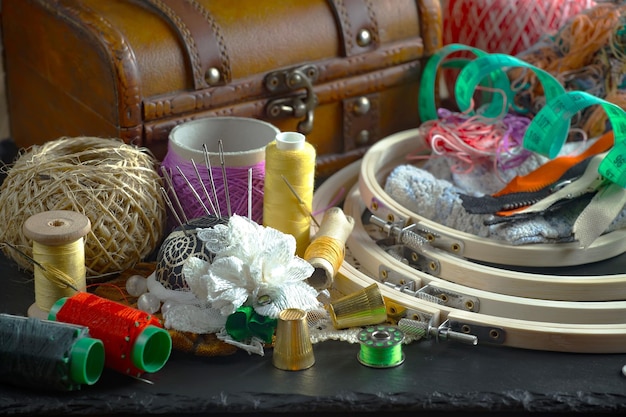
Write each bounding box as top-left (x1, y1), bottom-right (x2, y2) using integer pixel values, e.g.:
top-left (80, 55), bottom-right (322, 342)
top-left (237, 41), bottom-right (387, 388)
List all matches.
top-left (0, 137), bottom-right (166, 276)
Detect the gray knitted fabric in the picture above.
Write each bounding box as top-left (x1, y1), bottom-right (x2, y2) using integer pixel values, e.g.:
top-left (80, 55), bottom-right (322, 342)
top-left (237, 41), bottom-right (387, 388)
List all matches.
top-left (384, 153), bottom-right (626, 245)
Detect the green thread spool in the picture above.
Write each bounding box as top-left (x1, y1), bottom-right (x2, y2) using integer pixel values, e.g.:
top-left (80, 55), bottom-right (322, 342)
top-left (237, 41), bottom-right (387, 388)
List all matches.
top-left (357, 325), bottom-right (405, 368)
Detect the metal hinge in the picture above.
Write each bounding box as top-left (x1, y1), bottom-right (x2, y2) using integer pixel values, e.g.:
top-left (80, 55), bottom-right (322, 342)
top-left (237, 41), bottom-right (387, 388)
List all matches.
top-left (264, 64), bottom-right (318, 134)
top-left (398, 317), bottom-right (479, 346)
top-left (367, 211), bottom-right (465, 257)
top-left (369, 213), bottom-right (442, 275)
top-left (449, 321), bottom-right (506, 345)
top-left (380, 272), bottom-right (480, 313)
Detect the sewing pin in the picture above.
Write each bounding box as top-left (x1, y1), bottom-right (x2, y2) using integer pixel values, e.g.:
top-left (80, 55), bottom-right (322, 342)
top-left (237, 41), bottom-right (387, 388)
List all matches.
top-left (248, 167), bottom-right (253, 221)
top-left (160, 187), bottom-right (188, 236)
top-left (160, 166), bottom-right (190, 225)
top-left (202, 144), bottom-right (222, 219)
top-left (175, 165), bottom-right (211, 216)
top-left (190, 158), bottom-right (218, 216)
top-left (3, 242), bottom-right (79, 291)
top-left (280, 174), bottom-right (321, 228)
top-left (218, 140), bottom-right (232, 217)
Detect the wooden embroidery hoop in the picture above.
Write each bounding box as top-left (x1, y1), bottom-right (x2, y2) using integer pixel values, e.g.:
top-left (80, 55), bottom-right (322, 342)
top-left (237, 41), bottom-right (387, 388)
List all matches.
top-left (359, 129), bottom-right (626, 268)
top-left (313, 133), bottom-right (626, 353)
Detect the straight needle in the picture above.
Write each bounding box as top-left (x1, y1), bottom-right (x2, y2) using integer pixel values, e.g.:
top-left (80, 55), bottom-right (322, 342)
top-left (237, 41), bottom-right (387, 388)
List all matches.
top-left (280, 174), bottom-right (321, 228)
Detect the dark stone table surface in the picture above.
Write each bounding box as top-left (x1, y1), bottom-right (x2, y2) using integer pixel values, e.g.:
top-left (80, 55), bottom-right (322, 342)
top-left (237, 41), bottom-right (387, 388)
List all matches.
top-left (1, 250), bottom-right (626, 417)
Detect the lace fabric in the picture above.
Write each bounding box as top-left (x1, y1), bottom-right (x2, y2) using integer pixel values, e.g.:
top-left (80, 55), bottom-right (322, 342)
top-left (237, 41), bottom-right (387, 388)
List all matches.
top-left (184, 215), bottom-right (322, 318)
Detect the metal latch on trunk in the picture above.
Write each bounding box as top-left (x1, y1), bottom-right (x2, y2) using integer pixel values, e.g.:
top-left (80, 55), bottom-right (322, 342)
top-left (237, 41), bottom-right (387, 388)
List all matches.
top-left (264, 64), bottom-right (318, 134)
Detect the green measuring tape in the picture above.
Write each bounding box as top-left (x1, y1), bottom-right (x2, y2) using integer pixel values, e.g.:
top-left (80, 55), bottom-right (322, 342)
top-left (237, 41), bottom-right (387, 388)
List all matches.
top-left (523, 90), bottom-right (626, 187)
top-left (418, 43), bottom-right (513, 121)
top-left (419, 44), bottom-right (626, 189)
top-left (455, 53), bottom-right (566, 118)
top-left (357, 325), bottom-right (405, 368)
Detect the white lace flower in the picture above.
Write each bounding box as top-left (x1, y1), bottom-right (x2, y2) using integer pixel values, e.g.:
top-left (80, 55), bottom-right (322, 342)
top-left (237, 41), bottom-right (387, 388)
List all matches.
top-left (183, 215), bottom-right (321, 318)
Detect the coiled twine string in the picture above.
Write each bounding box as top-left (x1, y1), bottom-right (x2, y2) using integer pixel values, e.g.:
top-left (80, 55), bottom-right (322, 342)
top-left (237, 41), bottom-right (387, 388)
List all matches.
top-left (161, 151), bottom-right (266, 224)
top-left (0, 313), bottom-right (104, 391)
top-left (49, 292), bottom-right (172, 377)
top-left (263, 132), bottom-right (316, 257)
top-left (357, 325), bottom-right (405, 368)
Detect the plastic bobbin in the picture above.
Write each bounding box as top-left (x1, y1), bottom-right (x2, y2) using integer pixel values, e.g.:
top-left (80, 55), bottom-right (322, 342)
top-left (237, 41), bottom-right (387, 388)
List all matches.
top-left (69, 336), bottom-right (106, 386)
top-left (130, 325), bottom-right (173, 374)
top-left (0, 313), bottom-right (105, 390)
top-left (357, 325), bottom-right (405, 368)
top-left (48, 296), bottom-right (172, 375)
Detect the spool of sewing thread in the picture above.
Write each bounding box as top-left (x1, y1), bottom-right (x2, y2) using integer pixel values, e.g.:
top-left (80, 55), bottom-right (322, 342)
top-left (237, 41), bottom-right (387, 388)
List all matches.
top-left (0, 313), bottom-right (105, 391)
top-left (328, 283), bottom-right (387, 330)
top-left (48, 292), bottom-right (172, 377)
top-left (357, 325), bottom-right (405, 368)
top-left (304, 207), bottom-right (355, 290)
top-left (163, 117), bottom-right (280, 224)
top-left (264, 132), bottom-right (316, 257)
top-left (22, 210), bottom-right (91, 319)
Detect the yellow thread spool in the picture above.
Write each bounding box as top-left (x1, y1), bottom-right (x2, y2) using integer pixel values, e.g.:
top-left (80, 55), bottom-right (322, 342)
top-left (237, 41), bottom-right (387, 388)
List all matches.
top-left (263, 132), bottom-right (316, 257)
top-left (304, 207), bottom-right (355, 290)
top-left (23, 210), bottom-right (91, 319)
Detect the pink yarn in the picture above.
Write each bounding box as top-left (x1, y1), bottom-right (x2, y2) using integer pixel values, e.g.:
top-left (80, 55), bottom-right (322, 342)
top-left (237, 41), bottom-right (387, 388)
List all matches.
top-left (441, 0), bottom-right (596, 95)
top-left (442, 0), bottom-right (596, 56)
top-left (161, 150), bottom-right (265, 225)
top-left (411, 108), bottom-right (532, 177)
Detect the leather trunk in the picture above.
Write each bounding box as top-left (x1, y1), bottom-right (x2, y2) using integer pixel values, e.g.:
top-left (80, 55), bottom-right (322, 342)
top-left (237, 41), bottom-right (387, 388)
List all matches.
top-left (1, 0), bottom-right (442, 179)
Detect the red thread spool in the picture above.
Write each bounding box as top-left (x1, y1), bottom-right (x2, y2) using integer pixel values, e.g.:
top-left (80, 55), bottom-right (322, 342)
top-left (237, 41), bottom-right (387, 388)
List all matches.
top-left (48, 292), bottom-right (172, 377)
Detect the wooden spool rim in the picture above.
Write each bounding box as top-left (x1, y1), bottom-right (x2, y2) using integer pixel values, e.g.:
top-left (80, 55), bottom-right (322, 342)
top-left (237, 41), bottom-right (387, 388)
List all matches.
top-left (23, 210), bottom-right (91, 246)
top-left (360, 129), bottom-right (626, 267)
top-left (313, 160), bottom-right (626, 353)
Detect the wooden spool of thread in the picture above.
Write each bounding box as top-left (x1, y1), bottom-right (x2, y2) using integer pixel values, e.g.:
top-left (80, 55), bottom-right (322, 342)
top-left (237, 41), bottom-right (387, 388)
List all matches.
top-left (23, 210), bottom-right (91, 319)
top-left (263, 132), bottom-right (316, 257)
top-left (304, 207), bottom-right (355, 290)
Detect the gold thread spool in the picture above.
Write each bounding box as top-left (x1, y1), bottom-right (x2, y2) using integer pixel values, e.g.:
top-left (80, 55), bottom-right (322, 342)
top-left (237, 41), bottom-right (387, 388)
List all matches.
top-left (304, 207), bottom-right (355, 290)
top-left (263, 132), bottom-right (316, 257)
top-left (23, 210), bottom-right (91, 319)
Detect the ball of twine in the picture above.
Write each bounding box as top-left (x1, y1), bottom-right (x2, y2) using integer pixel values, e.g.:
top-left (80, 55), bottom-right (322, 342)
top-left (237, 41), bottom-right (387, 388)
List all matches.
top-left (0, 137), bottom-right (166, 277)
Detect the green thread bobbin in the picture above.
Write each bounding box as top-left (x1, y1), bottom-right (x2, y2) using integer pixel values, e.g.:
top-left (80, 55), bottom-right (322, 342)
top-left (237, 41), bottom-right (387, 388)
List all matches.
top-left (357, 325), bottom-right (405, 368)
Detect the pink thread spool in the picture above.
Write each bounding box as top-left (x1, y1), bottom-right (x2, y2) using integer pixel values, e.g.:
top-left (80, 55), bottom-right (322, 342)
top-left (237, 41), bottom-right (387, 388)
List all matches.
top-left (162, 117), bottom-right (280, 226)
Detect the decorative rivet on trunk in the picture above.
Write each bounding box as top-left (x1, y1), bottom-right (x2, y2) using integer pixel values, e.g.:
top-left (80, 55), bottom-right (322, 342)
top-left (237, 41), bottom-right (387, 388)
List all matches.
top-left (353, 96), bottom-right (371, 115)
top-left (357, 129), bottom-right (370, 145)
top-left (356, 29), bottom-right (372, 47)
top-left (205, 67), bottom-right (221, 85)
